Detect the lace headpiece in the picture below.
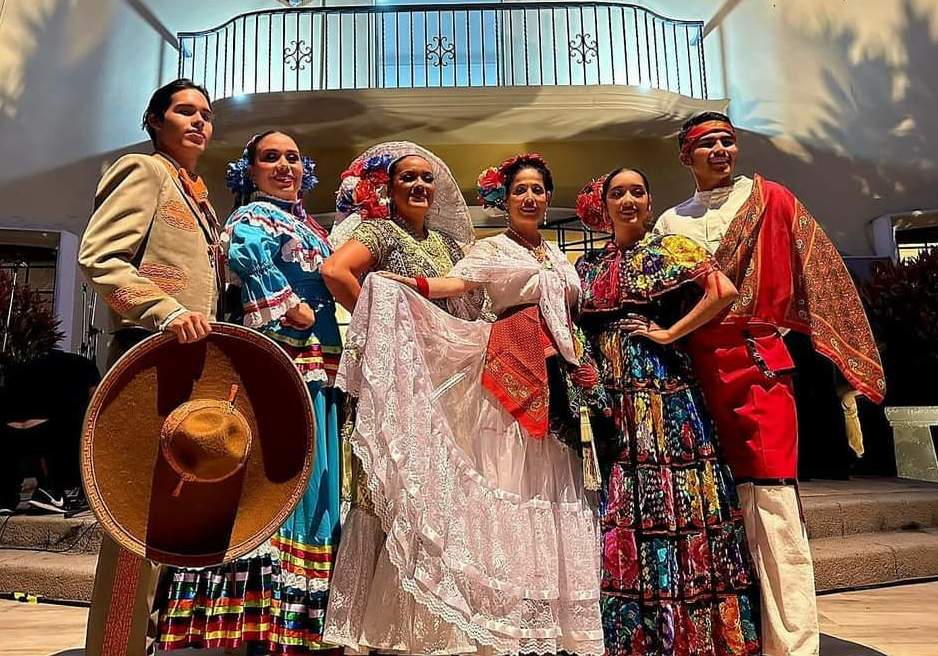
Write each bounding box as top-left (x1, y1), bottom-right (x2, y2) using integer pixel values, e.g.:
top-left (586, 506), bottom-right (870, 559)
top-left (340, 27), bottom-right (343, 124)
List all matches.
top-left (330, 141), bottom-right (475, 250)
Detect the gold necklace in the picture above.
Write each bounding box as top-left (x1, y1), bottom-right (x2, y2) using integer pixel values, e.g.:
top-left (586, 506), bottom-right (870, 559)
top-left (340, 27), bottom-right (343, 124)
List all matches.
top-left (506, 227), bottom-right (549, 265)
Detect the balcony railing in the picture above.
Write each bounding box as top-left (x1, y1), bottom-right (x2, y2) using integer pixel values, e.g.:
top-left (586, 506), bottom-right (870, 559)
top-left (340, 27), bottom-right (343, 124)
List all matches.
top-left (177, 2), bottom-right (708, 101)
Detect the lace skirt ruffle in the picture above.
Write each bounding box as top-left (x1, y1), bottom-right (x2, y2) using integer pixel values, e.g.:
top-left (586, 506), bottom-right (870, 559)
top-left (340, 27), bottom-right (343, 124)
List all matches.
top-left (324, 275), bottom-right (603, 656)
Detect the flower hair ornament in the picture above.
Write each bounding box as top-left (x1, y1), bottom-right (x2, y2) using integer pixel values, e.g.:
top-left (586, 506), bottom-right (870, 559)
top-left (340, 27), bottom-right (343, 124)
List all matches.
top-left (334, 152), bottom-right (397, 220)
top-left (476, 152), bottom-right (550, 211)
top-left (330, 141), bottom-right (474, 251)
top-left (576, 175), bottom-right (612, 233)
top-left (225, 133), bottom-right (319, 197)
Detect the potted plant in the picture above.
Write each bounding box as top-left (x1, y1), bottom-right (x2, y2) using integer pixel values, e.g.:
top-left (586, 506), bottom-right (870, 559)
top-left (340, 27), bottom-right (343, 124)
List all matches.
top-left (862, 247), bottom-right (938, 480)
top-left (0, 270), bottom-right (64, 382)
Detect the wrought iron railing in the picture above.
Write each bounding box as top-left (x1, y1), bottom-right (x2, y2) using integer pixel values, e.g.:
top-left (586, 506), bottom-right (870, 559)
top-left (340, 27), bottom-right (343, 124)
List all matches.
top-left (177, 2), bottom-right (707, 100)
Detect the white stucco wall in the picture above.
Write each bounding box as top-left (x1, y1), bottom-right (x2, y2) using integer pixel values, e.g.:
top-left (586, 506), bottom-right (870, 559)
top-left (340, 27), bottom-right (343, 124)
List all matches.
top-left (1, 0), bottom-right (936, 345)
top-left (649, 0), bottom-right (938, 254)
top-left (0, 0), bottom-right (181, 349)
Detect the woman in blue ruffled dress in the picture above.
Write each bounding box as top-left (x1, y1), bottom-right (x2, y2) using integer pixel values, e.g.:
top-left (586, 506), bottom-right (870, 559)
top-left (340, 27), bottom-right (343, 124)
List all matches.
top-left (157, 131), bottom-right (342, 655)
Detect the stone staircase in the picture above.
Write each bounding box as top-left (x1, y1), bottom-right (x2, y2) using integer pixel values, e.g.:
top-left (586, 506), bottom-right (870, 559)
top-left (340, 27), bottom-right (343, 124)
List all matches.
top-left (0, 512), bottom-right (100, 602)
top-left (1, 478), bottom-right (938, 602)
top-left (802, 478), bottom-right (938, 592)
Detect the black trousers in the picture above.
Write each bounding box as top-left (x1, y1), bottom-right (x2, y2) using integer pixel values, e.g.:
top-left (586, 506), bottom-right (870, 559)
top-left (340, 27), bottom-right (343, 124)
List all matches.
top-left (0, 417), bottom-right (80, 508)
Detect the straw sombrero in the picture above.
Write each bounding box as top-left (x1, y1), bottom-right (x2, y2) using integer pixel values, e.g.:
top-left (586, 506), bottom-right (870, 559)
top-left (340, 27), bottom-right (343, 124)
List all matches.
top-left (81, 323), bottom-right (314, 567)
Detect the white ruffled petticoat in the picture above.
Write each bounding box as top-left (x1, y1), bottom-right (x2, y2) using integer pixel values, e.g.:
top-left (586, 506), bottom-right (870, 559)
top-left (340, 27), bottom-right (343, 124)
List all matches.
top-left (323, 274), bottom-right (603, 656)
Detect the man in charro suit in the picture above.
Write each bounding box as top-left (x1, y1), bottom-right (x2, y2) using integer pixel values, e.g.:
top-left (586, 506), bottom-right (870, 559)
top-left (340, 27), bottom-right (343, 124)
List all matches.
top-left (78, 78), bottom-right (222, 656)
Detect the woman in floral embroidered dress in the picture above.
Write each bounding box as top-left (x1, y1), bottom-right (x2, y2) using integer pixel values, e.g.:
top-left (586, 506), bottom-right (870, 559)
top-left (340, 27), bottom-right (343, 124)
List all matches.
top-left (321, 141), bottom-right (480, 319)
top-left (323, 154), bottom-right (604, 656)
top-left (574, 168), bottom-right (761, 655)
top-left (157, 131), bottom-right (343, 654)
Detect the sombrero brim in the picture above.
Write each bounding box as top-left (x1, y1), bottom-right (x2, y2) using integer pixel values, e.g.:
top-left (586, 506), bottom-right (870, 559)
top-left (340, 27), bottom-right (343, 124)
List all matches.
top-left (82, 323), bottom-right (314, 567)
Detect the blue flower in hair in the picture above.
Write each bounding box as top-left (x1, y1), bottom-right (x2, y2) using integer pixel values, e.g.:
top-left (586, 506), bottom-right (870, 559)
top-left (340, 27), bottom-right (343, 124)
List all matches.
top-left (225, 149), bottom-right (254, 196)
top-left (300, 156), bottom-right (318, 193)
top-left (226, 148), bottom-right (319, 197)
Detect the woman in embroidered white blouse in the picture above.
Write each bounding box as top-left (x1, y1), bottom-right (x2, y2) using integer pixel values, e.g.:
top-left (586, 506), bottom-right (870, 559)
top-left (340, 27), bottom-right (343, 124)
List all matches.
top-left (323, 154), bottom-right (604, 656)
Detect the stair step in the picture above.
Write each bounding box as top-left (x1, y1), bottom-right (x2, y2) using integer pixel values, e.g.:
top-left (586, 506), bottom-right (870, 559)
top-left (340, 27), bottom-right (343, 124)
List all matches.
top-left (801, 478), bottom-right (938, 539)
top-left (0, 548), bottom-right (97, 602)
top-left (811, 528), bottom-right (938, 592)
top-left (0, 513), bottom-right (102, 554)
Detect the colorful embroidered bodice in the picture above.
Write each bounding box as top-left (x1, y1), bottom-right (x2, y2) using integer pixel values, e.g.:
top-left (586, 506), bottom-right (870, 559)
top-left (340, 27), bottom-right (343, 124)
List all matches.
top-left (225, 195), bottom-right (341, 384)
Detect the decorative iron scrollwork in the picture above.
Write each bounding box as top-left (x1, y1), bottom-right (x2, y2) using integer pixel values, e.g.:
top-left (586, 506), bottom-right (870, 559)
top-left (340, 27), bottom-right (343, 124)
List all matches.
top-left (568, 33), bottom-right (598, 65)
top-left (426, 35), bottom-right (455, 68)
top-left (284, 39), bottom-right (312, 71)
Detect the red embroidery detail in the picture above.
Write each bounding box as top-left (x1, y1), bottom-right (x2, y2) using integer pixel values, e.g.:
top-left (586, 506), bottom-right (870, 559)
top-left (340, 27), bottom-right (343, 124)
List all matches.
top-left (100, 547), bottom-right (144, 656)
top-left (106, 283), bottom-right (165, 314)
top-left (139, 262), bottom-right (189, 295)
top-left (481, 306), bottom-right (554, 438)
top-left (159, 199), bottom-right (198, 232)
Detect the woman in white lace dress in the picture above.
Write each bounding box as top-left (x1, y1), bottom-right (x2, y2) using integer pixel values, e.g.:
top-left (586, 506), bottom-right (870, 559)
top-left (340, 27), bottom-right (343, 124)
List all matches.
top-left (323, 154), bottom-right (604, 656)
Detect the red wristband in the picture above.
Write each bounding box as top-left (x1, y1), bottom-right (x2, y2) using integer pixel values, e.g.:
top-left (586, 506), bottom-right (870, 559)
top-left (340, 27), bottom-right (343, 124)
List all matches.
top-left (415, 276), bottom-right (430, 298)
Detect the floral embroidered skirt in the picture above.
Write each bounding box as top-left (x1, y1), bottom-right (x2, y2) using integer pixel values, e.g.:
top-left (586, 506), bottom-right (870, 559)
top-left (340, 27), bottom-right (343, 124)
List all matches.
top-left (156, 385), bottom-right (342, 654)
top-left (592, 334), bottom-right (761, 656)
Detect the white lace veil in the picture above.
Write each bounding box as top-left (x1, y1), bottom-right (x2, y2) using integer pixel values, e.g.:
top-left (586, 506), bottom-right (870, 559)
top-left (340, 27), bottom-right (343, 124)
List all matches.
top-left (329, 141), bottom-right (475, 251)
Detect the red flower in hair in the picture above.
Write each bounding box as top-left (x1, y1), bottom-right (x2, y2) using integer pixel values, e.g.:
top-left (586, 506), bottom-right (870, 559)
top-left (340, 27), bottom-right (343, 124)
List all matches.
top-left (478, 168), bottom-right (503, 191)
top-left (576, 176), bottom-right (611, 232)
top-left (478, 153), bottom-right (551, 210)
top-left (498, 152), bottom-right (548, 173)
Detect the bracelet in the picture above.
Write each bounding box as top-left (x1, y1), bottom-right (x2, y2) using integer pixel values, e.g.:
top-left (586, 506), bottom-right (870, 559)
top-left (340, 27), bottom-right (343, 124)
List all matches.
top-left (415, 276), bottom-right (430, 298)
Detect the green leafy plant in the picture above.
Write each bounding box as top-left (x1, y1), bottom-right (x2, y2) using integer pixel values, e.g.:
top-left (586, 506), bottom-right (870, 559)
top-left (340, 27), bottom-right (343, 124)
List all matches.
top-left (862, 247), bottom-right (938, 405)
top-left (0, 269), bottom-right (64, 377)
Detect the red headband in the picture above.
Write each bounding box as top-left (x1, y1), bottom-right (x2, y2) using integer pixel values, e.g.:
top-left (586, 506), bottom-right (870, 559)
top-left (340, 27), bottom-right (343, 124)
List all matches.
top-left (681, 120), bottom-right (735, 156)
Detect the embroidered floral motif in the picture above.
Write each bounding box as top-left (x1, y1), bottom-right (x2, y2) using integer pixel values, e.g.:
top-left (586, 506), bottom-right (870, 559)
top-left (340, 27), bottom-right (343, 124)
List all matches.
top-left (577, 236), bottom-right (761, 656)
top-left (349, 219), bottom-right (484, 316)
top-left (578, 234), bottom-right (715, 309)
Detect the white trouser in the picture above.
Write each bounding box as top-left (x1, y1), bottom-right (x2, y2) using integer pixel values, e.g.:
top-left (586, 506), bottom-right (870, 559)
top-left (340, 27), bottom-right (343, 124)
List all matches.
top-left (738, 483), bottom-right (820, 656)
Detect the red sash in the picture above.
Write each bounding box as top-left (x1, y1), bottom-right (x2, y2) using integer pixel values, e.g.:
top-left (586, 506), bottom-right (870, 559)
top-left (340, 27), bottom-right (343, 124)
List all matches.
top-left (481, 306), bottom-right (556, 438)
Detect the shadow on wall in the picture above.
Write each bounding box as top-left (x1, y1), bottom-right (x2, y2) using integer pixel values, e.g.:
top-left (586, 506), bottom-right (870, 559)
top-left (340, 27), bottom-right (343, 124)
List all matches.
top-left (0, 142), bottom-right (151, 237)
top-left (0, 0), bottom-right (111, 234)
top-left (711, 1), bottom-right (938, 477)
top-left (730, 0), bottom-right (938, 255)
top-left (0, 0), bottom-right (177, 233)
top-left (0, 0), bottom-right (113, 184)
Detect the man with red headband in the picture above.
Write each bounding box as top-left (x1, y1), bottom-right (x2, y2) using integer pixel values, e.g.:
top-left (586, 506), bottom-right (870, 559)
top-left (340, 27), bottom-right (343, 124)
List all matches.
top-left (654, 112), bottom-right (885, 656)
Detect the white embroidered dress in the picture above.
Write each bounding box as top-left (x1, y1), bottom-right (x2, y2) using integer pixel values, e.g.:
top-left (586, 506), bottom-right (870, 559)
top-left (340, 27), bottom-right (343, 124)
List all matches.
top-left (323, 234), bottom-right (603, 656)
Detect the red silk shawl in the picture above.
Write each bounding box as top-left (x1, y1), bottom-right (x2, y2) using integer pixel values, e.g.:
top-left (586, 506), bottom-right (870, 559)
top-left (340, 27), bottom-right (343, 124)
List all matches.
top-left (712, 175), bottom-right (885, 403)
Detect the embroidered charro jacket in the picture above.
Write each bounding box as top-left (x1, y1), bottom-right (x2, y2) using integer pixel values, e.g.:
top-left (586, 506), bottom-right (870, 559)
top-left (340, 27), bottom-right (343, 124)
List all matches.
top-left (78, 152), bottom-right (222, 332)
